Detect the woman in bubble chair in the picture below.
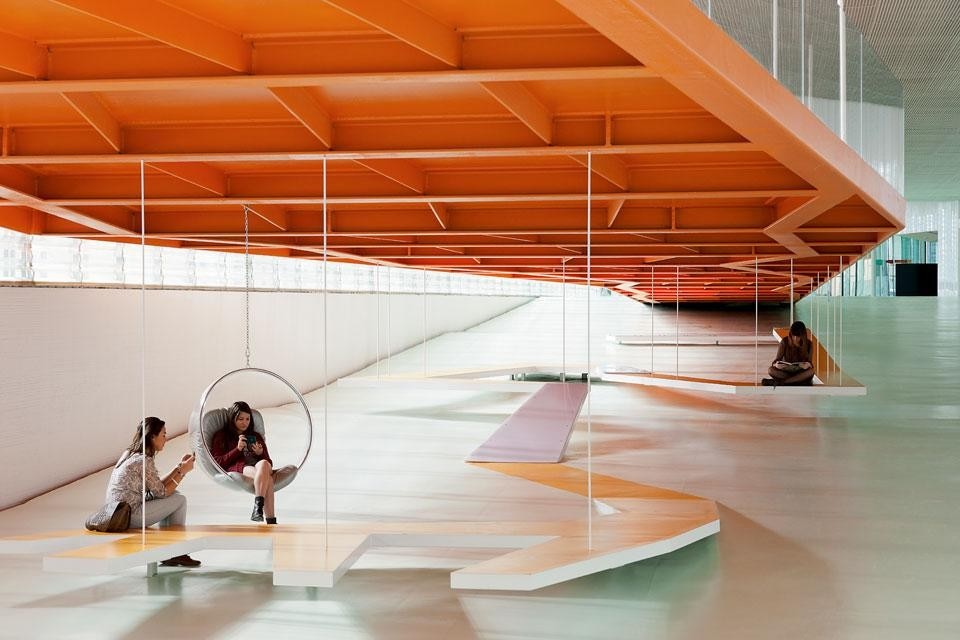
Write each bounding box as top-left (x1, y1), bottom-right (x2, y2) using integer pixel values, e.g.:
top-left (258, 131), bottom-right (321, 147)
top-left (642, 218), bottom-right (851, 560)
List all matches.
top-left (210, 401), bottom-right (278, 524)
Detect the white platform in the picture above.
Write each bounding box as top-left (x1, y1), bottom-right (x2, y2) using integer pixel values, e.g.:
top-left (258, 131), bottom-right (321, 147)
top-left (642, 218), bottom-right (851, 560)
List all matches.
top-left (1, 464), bottom-right (719, 592)
top-left (600, 371), bottom-right (867, 396)
top-left (607, 334), bottom-right (778, 346)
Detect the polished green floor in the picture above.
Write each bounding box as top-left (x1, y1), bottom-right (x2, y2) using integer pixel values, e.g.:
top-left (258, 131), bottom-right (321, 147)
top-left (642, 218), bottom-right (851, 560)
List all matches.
top-left (0, 296), bottom-right (958, 639)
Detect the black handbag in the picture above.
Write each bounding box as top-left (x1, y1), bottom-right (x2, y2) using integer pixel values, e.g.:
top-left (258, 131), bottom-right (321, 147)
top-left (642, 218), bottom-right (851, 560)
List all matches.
top-left (84, 500), bottom-right (132, 533)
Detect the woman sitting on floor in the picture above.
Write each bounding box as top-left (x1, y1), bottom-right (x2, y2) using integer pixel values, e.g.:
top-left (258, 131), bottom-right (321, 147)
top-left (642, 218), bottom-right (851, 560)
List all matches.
top-left (210, 401), bottom-right (278, 524)
top-left (106, 416), bottom-right (199, 567)
top-left (762, 320), bottom-right (815, 387)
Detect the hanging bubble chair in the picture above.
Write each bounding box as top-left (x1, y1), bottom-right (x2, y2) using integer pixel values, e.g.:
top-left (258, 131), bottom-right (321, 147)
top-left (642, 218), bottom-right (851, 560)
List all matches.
top-left (186, 206), bottom-right (314, 494)
top-left (188, 367), bottom-right (314, 493)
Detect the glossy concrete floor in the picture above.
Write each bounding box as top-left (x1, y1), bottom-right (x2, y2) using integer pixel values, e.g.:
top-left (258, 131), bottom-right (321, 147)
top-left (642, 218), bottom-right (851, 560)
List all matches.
top-left (1, 295), bottom-right (958, 639)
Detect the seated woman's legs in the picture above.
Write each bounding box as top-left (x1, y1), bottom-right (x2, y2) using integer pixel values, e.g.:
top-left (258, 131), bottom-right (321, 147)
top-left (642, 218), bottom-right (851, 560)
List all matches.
top-left (129, 493), bottom-right (199, 567)
top-left (261, 466), bottom-right (276, 520)
top-left (243, 460), bottom-right (275, 522)
top-left (782, 367), bottom-right (815, 385)
top-left (129, 492), bottom-right (187, 528)
top-left (767, 365), bottom-right (815, 385)
top-left (768, 365), bottom-right (791, 381)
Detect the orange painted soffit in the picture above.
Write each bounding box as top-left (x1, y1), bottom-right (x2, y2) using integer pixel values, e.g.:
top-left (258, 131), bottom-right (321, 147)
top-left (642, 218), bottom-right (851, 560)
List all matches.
top-left (0, 0), bottom-right (905, 302)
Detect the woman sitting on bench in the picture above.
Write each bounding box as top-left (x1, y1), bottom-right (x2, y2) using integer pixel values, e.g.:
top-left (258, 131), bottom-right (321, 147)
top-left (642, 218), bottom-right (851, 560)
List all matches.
top-left (762, 320), bottom-right (815, 387)
top-left (106, 416), bottom-right (200, 567)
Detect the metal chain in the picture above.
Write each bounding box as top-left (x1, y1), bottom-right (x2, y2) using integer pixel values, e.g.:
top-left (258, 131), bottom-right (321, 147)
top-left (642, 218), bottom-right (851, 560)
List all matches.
top-left (244, 206), bottom-right (251, 367)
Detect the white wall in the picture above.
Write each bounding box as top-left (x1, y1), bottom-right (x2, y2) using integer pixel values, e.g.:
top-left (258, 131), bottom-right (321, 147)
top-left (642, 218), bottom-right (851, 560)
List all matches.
top-left (0, 287), bottom-right (530, 509)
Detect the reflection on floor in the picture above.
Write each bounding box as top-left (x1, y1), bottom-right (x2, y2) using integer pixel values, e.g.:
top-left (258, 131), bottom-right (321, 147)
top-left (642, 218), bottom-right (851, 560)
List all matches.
top-left (0, 296), bottom-right (958, 639)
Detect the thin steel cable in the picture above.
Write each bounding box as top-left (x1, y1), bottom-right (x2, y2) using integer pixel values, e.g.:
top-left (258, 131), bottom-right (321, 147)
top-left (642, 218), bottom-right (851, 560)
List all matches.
top-left (831, 268), bottom-right (836, 378)
top-left (816, 272), bottom-right (821, 373)
top-left (790, 259), bottom-right (795, 325)
top-left (839, 257), bottom-right (844, 386)
top-left (422, 267), bottom-right (427, 376)
top-left (859, 33), bottom-right (864, 157)
top-left (376, 265), bottom-right (381, 380)
top-left (801, 0), bottom-right (805, 105)
top-left (839, 0), bottom-right (847, 142)
top-left (386, 266), bottom-right (391, 375)
top-left (650, 266), bottom-right (654, 372)
top-left (586, 151), bottom-right (592, 550)
top-left (562, 260), bottom-right (566, 382)
top-left (244, 206), bottom-right (251, 368)
top-left (772, 0), bottom-right (778, 80)
top-left (322, 158), bottom-right (329, 549)
top-left (139, 160), bottom-right (146, 546)
top-left (754, 253), bottom-right (759, 386)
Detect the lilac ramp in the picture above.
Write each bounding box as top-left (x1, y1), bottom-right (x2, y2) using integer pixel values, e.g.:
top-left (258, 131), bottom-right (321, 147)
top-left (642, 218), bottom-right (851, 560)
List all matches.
top-left (467, 382), bottom-right (589, 463)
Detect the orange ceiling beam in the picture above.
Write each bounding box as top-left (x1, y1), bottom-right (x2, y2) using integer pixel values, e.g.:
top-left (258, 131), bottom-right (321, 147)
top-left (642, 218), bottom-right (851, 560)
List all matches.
top-left (553, 0), bottom-right (904, 238)
top-left (268, 87), bottom-right (334, 148)
top-left (73, 227), bottom-right (890, 240)
top-left (572, 154), bottom-right (630, 191)
top-left (428, 202), bottom-right (450, 229)
top-left (0, 142), bottom-right (759, 165)
top-left (0, 166), bottom-right (132, 235)
top-left (480, 82), bottom-right (553, 144)
top-left (0, 0), bottom-right (906, 302)
top-left (320, 0), bottom-right (461, 67)
top-left (49, 0), bottom-right (251, 72)
top-left (61, 92), bottom-right (121, 152)
top-left (245, 204), bottom-right (289, 231)
top-left (17, 189), bottom-right (817, 207)
top-left (355, 159), bottom-right (425, 193)
top-left (0, 30), bottom-right (47, 78)
top-left (146, 162), bottom-right (227, 197)
top-left (0, 66), bottom-right (656, 96)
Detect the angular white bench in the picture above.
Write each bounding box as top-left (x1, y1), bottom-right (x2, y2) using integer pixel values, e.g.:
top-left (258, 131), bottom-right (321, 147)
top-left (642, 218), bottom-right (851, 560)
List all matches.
top-left (0, 464), bottom-right (719, 592)
top-left (600, 328), bottom-right (866, 397)
top-left (607, 334), bottom-right (778, 346)
top-left (467, 382), bottom-right (589, 463)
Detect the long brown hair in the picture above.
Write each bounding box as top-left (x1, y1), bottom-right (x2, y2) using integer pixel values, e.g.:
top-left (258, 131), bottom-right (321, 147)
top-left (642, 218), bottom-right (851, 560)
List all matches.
top-left (789, 320), bottom-right (811, 345)
top-left (227, 401), bottom-right (254, 435)
top-left (119, 416), bottom-right (165, 465)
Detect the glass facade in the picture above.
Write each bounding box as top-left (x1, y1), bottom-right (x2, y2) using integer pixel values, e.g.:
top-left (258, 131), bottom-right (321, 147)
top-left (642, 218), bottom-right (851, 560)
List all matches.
top-left (693, 0), bottom-right (905, 194)
top-left (813, 201), bottom-right (959, 298)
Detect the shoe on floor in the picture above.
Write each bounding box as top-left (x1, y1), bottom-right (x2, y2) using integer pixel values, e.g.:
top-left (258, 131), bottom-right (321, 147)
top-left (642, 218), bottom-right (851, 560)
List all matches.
top-left (160, 554), bottom-right (201, 568)
top-left (265, 517), bottom-right (277, 525)
top-left (761, 378), bottom-right (776, 387)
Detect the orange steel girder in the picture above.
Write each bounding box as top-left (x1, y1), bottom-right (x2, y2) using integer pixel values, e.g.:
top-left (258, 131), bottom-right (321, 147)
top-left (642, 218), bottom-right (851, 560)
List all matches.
top-left (0, 0), bottom-right (904, 302)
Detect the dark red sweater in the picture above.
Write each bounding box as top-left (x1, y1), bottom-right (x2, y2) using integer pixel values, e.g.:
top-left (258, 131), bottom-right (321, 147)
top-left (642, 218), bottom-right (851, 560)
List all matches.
top-left (210, 428), bottom-right (273, 474)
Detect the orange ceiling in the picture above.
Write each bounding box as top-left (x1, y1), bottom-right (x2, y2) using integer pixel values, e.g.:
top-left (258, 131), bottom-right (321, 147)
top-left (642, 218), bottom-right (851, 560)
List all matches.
top-left (0, 0), bottom-right (904, 301)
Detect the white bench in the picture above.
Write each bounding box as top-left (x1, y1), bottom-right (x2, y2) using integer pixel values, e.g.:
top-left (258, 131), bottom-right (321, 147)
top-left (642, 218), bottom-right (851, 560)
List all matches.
top-left (600, 328), bottom-right (866, 397)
